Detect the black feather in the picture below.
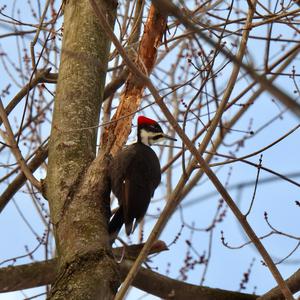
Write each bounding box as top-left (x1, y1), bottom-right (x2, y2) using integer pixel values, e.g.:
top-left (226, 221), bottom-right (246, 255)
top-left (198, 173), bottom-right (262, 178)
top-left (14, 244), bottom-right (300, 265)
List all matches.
top-left (108, 207), bottom-right (124, 242)
top-left (109, 142), bottom-right (161, 241)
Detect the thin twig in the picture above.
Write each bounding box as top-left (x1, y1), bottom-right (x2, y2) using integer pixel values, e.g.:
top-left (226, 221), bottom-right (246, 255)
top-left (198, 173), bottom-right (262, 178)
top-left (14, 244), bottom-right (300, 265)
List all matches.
top-left (0, 143), bottom-right (48, 212)
top-left (0, 98), bottom-right (41, 190)
top-left (30, 0), bottom-right (51, 69)
top-left (245, 154), bottom-right (262, 217)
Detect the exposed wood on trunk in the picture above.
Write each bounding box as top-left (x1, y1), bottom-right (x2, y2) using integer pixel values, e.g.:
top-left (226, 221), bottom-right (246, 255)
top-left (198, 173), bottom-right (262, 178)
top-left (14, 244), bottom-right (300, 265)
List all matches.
top-left (101, 4), bottom-right (167, 156)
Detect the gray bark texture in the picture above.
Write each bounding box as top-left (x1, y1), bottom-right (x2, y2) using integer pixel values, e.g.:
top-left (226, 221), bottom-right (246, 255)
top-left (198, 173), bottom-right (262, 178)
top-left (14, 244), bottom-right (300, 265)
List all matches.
top-left (45, 1), bottom-right (119, 299)
top-left (2, 256), bottom-right (297, 300)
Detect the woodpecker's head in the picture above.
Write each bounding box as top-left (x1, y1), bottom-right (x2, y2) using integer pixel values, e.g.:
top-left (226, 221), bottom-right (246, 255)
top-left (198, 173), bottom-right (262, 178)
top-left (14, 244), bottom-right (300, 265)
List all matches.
top-left (137, 116), bottom-right (177, 146)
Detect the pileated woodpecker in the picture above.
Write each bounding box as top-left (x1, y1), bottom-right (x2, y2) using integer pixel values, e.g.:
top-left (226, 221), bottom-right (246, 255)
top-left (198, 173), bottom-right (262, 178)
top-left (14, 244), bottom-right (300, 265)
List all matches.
top-left (109, 116), bottom-right (176, 241)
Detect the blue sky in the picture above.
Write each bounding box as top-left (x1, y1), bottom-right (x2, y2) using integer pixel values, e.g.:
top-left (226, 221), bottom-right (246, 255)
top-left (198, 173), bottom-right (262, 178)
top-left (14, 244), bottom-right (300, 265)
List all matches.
top-left (1, 1), bottom-right (300, 299)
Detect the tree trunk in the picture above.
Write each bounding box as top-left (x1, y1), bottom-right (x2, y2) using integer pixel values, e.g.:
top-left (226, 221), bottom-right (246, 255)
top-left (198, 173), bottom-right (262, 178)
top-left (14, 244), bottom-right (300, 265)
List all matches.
top-left (45, 1), bottom-right (119, 299)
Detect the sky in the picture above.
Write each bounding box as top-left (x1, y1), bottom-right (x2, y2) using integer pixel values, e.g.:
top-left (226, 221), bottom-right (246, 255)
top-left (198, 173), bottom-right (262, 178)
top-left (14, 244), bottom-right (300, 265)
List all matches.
top-left (1, 0), bottom-right (300, 299)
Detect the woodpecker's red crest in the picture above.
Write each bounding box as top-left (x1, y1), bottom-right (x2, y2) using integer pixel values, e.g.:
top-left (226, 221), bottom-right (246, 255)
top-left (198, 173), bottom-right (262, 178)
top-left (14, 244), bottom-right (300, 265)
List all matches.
top-left (137, 116), bottom-right (157, 126)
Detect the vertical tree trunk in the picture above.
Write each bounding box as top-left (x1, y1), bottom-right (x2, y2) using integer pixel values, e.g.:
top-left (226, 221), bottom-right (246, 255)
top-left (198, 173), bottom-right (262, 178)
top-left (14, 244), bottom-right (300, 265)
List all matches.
top-left (46, 1), bottom-right (119, 299)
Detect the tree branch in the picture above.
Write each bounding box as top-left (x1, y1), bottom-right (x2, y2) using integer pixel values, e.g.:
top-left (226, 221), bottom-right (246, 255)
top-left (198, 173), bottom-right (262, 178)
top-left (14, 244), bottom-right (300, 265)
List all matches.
top-left (0, 242), bottom-right (167, 293)
top-left (0, 99), bottom-right (41, 190)
top-left (0, 68), bottom-right (56, 127)
top-left (2, 255), bottom-right (299, 300)
top-left (0, 143), bottom-right (48, 213)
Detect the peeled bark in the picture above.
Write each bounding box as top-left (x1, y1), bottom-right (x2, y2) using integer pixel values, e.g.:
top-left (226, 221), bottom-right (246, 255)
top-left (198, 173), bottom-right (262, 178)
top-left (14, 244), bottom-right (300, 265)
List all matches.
top-left (100, 4), bottom-right (167, 156)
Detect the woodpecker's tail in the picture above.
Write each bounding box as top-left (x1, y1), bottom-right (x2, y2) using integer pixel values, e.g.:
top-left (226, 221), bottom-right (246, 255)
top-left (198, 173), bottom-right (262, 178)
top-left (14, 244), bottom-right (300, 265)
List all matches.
top-left (108, 207), bottom-right (124, 243)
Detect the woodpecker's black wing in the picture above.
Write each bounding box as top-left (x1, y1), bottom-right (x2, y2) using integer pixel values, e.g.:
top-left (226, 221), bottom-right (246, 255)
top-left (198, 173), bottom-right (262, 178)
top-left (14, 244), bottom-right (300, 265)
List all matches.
top-left (109, 143), bottom-right (161, 239)
top-left (108, 144), bottom-right (136, 241)
top-left (108, 206), bottom-right (124, 242)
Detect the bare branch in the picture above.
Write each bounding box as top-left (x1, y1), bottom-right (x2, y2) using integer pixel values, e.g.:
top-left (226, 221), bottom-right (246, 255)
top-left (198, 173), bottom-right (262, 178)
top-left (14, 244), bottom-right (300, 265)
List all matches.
top-left (0, 99), bottom-right (41, 190)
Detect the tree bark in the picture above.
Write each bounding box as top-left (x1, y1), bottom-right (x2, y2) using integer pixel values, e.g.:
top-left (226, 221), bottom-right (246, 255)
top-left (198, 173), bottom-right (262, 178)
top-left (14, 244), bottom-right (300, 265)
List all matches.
top-left (45, 1), bottom-right (119, 299)
top-left (6, 256), bottom-right (296, 300)
top-left (0, 258), bottom-right (257, 300)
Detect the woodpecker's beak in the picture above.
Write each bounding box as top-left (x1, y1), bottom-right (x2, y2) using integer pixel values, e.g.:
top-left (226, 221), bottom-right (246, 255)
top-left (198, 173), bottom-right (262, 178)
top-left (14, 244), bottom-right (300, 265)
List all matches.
top-left (162, 133), bottom-right (177, 141)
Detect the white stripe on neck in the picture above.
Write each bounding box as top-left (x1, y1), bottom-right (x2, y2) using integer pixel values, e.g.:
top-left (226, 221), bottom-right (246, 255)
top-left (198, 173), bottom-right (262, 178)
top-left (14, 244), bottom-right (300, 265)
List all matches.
top-left (140, 129), bottom-right (163, 146)
top-left (140, 129), bottom-right (151, 146)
